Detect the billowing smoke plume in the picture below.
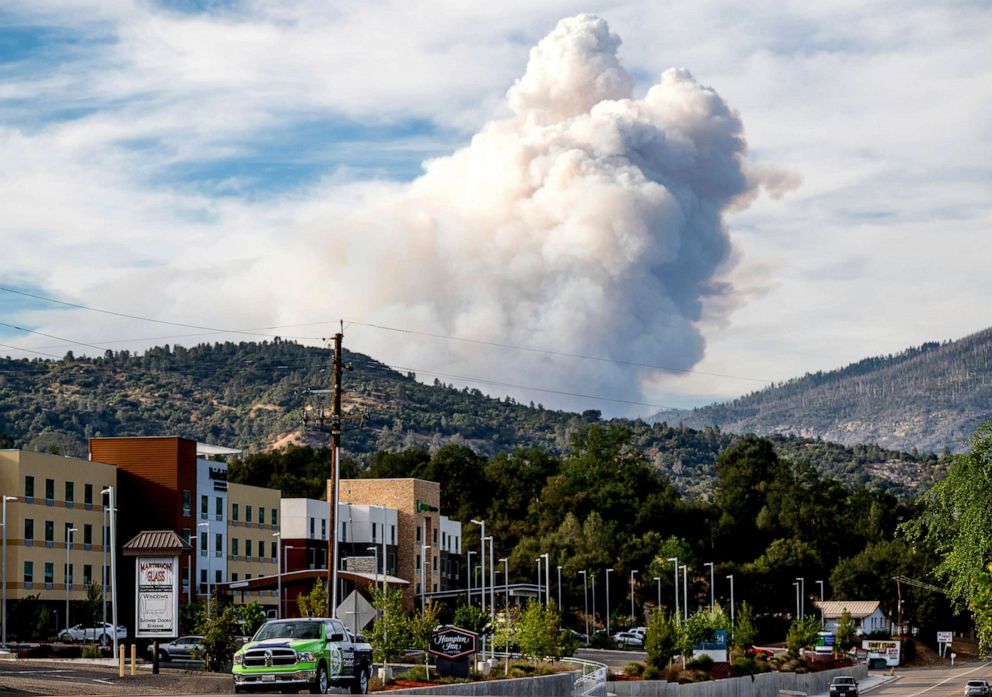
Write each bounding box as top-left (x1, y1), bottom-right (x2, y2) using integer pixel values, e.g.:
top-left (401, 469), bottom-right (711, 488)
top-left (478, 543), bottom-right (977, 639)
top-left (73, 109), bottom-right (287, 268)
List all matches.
top-left (298, 14), bottom-right (782, 412)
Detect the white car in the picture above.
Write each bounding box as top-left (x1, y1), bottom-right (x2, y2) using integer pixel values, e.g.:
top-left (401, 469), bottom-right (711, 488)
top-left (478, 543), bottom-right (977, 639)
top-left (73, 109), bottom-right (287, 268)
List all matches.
top-left (614, 630), bottom-right (644, 648)
top-left (59, 622), bottom-right (127, 645)
top-left (147, 635), bottom-right (204, 661)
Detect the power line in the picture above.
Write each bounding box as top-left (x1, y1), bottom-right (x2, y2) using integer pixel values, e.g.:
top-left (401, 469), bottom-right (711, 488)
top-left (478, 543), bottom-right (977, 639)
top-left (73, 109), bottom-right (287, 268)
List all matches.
top-left (0, 342), bottom-right (62, 359)
top-left (0, 321), bottom-right (111, 353)
top-left (0, 286), bottom-right (772, 385)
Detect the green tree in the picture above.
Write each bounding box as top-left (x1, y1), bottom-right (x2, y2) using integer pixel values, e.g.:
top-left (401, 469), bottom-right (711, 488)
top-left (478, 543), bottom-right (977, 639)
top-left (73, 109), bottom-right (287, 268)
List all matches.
top-left (236, 601), bottom-right (266, 637)
top-left (406, 602), bottom-right (440, 680)
top-left (297, 580), bottom-right (328, 618)
top-left (733, 601), bottom-right (758, 649)
top-left (83, 582), bottom-right (103, 628)
top-left (453, 604), bottom-right (490, 636)
top-left (368, 586), bottom-right (411, 665)
top-left (902, 422), bottom-right (992, 649)
top-left (518, 600), bottom-right (564, 661)
top-left (180, 601), bottom-right (206, 635)
top-left (644, 609), bottom-right (680, 670)
top-left (835, 609), bottom-right (857, 650)
top-left (197, 605), bottom-right (242, 672)
top-left (678, 608), bottom-right (729, 659)
top-left (785, 616), bottom-right (821, 657)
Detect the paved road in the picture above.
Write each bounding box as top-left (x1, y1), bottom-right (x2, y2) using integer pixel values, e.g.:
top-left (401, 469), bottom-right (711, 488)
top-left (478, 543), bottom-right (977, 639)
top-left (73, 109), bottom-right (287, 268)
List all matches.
top-left (576, 646), bottom-right (647, 668)
top-left (0, 663), bottom-right (120, 694)
top-left (852, 662), bottom-right (992, 697)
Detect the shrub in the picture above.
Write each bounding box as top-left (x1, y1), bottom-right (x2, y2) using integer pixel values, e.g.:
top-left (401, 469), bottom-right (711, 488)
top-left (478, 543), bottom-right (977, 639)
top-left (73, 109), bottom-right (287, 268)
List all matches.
top-left (368, 676), bottom-right (385, 692)
top-left (624, 661), bottom-right (644, 677)
top-left (590, 632), bottom-right (616, 649)
top-left (81, 643), bottom-right (102, 659)
top-left (642, 664), bottom-right (660, 680)
top-left (396, 665), bottom-right (430, 682)
top-left (687, 654), bottom-right (713, 671)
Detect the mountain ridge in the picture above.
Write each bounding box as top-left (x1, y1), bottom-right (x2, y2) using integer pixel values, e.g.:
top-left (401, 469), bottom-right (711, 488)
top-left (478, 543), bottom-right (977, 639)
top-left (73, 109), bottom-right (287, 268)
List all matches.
top-left (652, 327), bottom-right (992, 453)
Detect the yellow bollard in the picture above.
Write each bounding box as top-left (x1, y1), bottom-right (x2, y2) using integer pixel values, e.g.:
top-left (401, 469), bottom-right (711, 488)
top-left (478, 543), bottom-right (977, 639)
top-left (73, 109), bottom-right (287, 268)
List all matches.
top-left (130, 644), bottom-right (136, 676)
top-left (118, 644), bottom-right (125, 678)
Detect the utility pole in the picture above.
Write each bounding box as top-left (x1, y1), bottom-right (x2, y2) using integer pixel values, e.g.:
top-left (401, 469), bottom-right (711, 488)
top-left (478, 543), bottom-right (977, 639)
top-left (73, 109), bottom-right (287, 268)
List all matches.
top-left (303, 329), bottom-right (366, 618)
top-left (328, 331), bottom-right (343, 617)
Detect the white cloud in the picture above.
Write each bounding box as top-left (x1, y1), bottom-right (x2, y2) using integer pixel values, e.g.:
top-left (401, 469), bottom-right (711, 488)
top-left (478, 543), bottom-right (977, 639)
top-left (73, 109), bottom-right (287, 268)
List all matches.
top-left (1, 1), bottom-right (989, 417)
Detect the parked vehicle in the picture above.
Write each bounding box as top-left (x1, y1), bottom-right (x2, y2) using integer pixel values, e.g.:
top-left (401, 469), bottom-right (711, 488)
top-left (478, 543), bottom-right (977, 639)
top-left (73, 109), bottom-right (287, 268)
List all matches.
top-left (232, 618), bottom-right (372, 694)
top-left (830, 676), bottom-right (859, 697)
top-left (58, 622), bottom-right (127, 645)
top-left (613, 630), bottom-right (644, 648)
top-left (147, 636), bottom-right (204, 661)
top-left (965, 681), bottom-right (990, 697)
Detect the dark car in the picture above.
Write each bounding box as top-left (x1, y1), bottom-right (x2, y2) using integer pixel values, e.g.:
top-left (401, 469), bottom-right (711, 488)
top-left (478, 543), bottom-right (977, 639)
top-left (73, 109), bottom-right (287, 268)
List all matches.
top-left (830, 676), bottom-right (859, 697)
top-left (965, 681), bottom-right (990, 697)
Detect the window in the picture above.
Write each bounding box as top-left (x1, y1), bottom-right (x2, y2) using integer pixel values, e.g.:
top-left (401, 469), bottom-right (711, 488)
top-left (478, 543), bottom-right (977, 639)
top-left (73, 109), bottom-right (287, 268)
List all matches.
top-left (199, 531), bottom-right (207, 556)
top-left (182, 528), bottom-right (190, 544)
top-left (215, 497), bottom-right (223, 519)
top-left (441, 531), bottom-right (445, 547)
top-left (200, 569), bottom-right (207, 583)
top-left (392, 526), bottom-right (396, 545)
top-left (246, 574), bottom-right (252, 580)
top-left (339, 521), bottom-right (344, 541)
top-left (23, 561), bottom-right (33, 584)
top-left (232, 503), bottom-right (239, 522)
top-left (321, 519), bottom-right (326, 540)
top-left (44, 562), bottom-right (53, 585)
top-left (215, 569), bottom-right (221, 583)
top-left (433, 555), bottom-right (438, 572)
top-left (310, 517), bottom-right (315, 537)
top-left (24, 519), bottom-right (33, 542)
top-left (84, 483), bottom-right (93, 507)
top-left (182, 489), bottom-right (191, 516)
top-left (246, 505), bottom-right (253, 524)
top-left (416, 554), bottom-right (421, 570)
top-left (64, 522), bottom-right (74, 542)
top-left (271, 508), bottom-right (278, 527)
top-left (65, 481), bottom-right (74, 506)
top-left (372, 522), bottom-right (377, 543)
top-left (416, 526), bottom-right (421, 542)
top-left (200, 495), bottom-right (208, 519)
top-left (433, 528), bottom-right (438, 545)
top-left (83, 524), bottom-right (92, 546)
top-left (24, 475), bottom-right (34, 500)
top-left (83, 564), bottom-right (92, 585)
top-left (259, 507), bottom-right (265, 526)
top-left (232, 539), bottom-right (239, 557)
top-left (215, 533), bottom-right (222, 556)
top-left (257, 540), bottom-right (264, 558)
top-left (45, 521), bottom-right (54, 543)
top-left (232, 573), bottom-right (239, 582)
top-left (45, 478), bottom-right (54, 503)
top-left (270, 541), bottom-right (277, 559)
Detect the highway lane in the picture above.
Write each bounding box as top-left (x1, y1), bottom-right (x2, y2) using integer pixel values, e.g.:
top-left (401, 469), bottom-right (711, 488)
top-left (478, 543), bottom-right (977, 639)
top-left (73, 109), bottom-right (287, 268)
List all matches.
top-left (854, 663), bottom-right (992, 697)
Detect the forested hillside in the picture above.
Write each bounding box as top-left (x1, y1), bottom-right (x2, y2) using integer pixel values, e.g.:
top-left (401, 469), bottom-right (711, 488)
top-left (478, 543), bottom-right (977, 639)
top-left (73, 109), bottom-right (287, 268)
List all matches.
top-left (0, 340), bottom-right (941, 498)
top-left (653, 328), bottom-right (992, 454)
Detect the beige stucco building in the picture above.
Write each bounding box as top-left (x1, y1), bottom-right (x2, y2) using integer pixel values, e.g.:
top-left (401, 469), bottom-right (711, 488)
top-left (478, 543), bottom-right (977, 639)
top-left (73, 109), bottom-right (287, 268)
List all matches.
top-left (0, 450), bottom-right (118, 620)
top-left (226, 481), bottom-right (281, 611)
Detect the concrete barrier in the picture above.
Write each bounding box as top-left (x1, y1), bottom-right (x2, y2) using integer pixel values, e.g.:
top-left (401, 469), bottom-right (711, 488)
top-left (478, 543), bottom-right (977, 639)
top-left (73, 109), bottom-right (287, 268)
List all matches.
top-left (607, 666), bottom-right (869, 697)
top-left (387, 670), bottom-right (581, 696)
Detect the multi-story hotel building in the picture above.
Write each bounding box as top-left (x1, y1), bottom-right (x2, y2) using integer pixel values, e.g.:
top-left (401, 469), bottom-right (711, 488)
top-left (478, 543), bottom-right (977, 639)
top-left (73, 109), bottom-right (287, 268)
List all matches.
top-left (226, 481), bottom-right (281, 612)
top-left (0, 450), bottom-right (117, 629)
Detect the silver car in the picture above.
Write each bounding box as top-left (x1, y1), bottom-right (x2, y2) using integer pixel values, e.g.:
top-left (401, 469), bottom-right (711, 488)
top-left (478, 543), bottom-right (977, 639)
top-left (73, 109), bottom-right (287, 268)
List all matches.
top-left (148, 635), bottom-right (204, 661)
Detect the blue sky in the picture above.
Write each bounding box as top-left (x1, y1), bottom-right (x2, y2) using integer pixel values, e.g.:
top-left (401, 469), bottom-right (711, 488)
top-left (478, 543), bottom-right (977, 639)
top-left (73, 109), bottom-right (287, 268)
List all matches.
top-left (1, 1), bottom-right (990, 415)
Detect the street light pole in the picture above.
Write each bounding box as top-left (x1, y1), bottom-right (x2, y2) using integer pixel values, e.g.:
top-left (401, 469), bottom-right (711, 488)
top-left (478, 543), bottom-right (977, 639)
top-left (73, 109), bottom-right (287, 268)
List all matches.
top-left (274, 533), bottom-right (282, 618)
top-left (793, 581), bottom-right (800, 620)
top-left (796, 577), bottom-right (805, 620)
top-left (556, 566), bottom-right (562, 612)
top-left (704, 562), bottom-right (715, 612)
top-left (605, 568), bottom-right (613, 636)
top-left (499, 558), bottom-right (509, 612)
top-left (470, 520), bottom-right (486, 617)
top-left (488, 537), bottom-right (495, 632)
top-left (100, 487), bottom-right (118, 659)
top-left (197, 522), bottom-right (210, 616)
top-left (2, 495), bottom-right (16, 648)
top-left (579, 570), bottom-right (589, 643)
top-left (681, 565), bottom-right (688, 620)
top-left (816, 579), bottom-right (825, 627)
top-left (541, 552), bottom-right (550, 607)
top-left (630, 569), bottom-right (638, 622)
top-left (727, 575), bottom-right (735, 633)
top-left (65, 526), bottom-right (78, 633)
top-left (467, 551), bottom-right (475, 606)
top-left (535, 557), bottom-right (542, 603)
top-left (421, 545), bottom-right (431, 609)
top-left (653, 576), bottom-right (661, 610)
top-left (667, 557), bottom-right (679, 622)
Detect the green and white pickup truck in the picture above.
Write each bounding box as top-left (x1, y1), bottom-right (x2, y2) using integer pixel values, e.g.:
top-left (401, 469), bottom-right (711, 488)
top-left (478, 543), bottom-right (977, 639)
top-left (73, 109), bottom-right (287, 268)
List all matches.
top-left (232, 618), bottom-right (372, 694)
